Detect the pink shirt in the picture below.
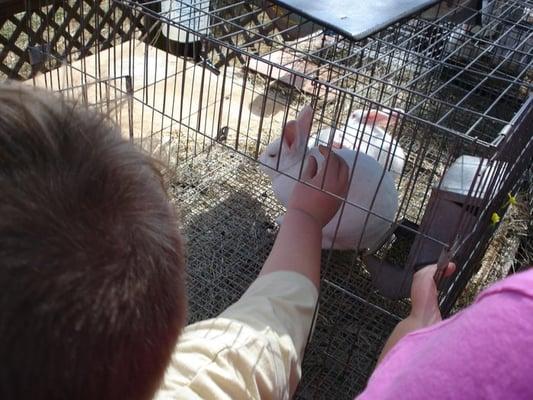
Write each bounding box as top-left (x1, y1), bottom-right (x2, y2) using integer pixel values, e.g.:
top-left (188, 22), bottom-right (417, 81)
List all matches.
top-left (358, 268), bottom-right (533, 400)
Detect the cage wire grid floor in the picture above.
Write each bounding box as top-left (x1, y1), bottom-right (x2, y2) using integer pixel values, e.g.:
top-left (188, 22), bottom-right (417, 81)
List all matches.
top-left (171, 147), bottom-right (407, 398)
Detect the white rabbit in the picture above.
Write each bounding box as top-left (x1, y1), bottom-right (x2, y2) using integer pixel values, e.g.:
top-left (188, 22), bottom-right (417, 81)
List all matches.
top-left (311, 108), bottom-right (406, 179)
top-left (259, 105), bottom-right (399, 253)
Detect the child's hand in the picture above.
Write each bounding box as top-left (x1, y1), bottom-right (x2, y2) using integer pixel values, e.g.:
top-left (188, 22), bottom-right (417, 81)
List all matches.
top-left (410, 262), bottom-right (456, 326)
top-left (288, 146), bottom-right (349, 228)
top-left (377, 262), bottom-right (456, 364)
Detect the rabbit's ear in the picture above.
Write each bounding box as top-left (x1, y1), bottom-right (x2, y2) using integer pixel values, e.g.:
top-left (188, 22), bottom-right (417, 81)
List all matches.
top-left (282, 119), bottom-right (299, 150)
top-left (297, 105), bottom-right (313, 136)
top-left (365, 109), bottom-right (402, 130)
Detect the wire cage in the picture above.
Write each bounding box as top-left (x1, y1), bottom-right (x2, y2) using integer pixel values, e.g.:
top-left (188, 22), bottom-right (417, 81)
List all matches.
top-left (2, 0), bottom-right (532, 397)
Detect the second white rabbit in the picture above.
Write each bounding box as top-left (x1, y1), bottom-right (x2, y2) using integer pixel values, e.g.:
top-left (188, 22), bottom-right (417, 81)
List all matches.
top-left (311, 108), bottom-right (406, 180)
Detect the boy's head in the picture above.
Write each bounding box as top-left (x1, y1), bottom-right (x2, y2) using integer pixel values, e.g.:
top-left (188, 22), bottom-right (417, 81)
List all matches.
top-left (0, 83), bottom-right (187, 400)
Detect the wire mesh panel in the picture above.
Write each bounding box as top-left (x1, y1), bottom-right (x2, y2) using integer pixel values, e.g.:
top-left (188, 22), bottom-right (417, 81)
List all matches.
top-left (4, 0), bottom-right (532, 397)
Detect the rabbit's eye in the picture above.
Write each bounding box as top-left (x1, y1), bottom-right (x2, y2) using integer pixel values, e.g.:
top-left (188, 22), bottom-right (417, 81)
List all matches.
top-left (268, 153), bottom-right (276, 158)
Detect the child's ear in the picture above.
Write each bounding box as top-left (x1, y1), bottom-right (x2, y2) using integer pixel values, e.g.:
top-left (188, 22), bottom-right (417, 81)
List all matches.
top-left (283, 119), bottom-right (298, 150)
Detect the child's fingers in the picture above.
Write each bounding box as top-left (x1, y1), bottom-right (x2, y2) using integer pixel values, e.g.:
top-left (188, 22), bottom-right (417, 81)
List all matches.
top-left (304, 155), bottom-right (318, 180)
top-left (337, 157), bottom-right (349, 189)
top-left (316, 147), bottom-right (349, 195)
top-left (318, 144), bottom-right (331, 158)
top-left (444, 262), bottom-right (456, 278)
top-left (414, 263), bottom-right (437, 281)
top-left (431, 262), bottom-right (455, 278)
top-left (318, 145), bottom-right (341, 177)
top-left (414, 262), bottom-right (455, 288)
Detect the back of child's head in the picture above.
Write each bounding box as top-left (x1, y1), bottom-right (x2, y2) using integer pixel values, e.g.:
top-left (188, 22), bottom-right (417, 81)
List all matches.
top-left (0, 82), bottom-right (187, 400)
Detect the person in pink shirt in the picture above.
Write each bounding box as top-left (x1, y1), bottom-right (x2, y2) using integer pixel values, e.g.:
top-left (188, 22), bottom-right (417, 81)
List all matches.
top-left (358, 262), bottom-right (533, 399)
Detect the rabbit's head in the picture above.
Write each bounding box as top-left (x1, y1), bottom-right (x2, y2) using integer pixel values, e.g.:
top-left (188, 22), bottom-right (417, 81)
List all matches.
top-left (259, 105), bottom-right (313, 179)
top-left (349, 108), bottom-right (403, 137)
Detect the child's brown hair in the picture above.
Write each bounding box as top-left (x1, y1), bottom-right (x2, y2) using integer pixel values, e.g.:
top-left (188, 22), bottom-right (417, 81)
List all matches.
top-left (0, 83), bottom-right (187, 400)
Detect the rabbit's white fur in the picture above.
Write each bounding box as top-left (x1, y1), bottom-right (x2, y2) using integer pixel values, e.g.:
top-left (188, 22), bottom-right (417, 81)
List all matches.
top-left (310, 108), bottom-right (406, 179)
top-left (259, 105), bottom-right (398, 252)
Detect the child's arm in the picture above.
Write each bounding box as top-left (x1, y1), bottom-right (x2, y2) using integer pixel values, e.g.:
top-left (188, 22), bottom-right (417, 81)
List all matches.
top-left (259, 146), bottom-right (349, 289)
top-left (156, 148), bottom-right (348, 400)
top-left (377, 262), bottom-right (455, 364)
top-left (359, 268), bottom-right (533, 400)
